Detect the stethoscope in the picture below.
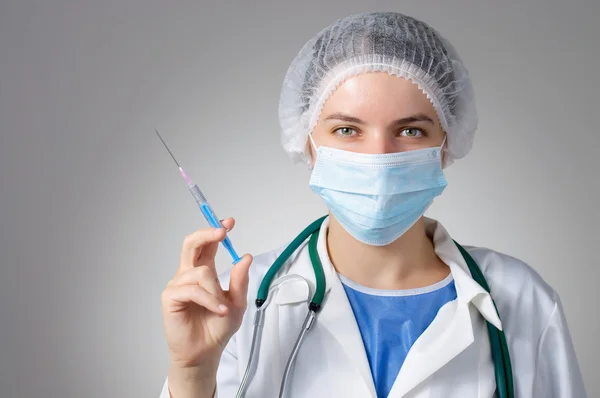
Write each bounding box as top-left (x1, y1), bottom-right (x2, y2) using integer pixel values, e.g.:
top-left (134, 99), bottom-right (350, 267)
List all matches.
top-left (236, 216), bottom-right (514, 398)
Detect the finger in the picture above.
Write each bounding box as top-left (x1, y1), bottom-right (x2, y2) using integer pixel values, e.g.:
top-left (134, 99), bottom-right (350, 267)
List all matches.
top-left (169, 265), bottom-right (225, 298)
top-left (196, 227), bottom-right (227, 265)
top-left (196, 217), bottom-right (237, 263)
top-left (164, 284), bottom-right (228, 315)
top-left (179, 227), bottom-right (227, 271)
top-left (228, 254), bottom-right (253, 308)
top-left (219, 217), bottom-right (235, 231)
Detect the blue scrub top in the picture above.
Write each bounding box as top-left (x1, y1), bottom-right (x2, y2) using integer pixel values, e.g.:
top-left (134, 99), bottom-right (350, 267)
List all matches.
top-left (340, 273), bottom-right (457, 398)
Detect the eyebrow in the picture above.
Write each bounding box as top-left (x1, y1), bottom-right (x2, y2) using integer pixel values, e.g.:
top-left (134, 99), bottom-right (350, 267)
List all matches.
top-left (324, 112), bottom-right (435, 126)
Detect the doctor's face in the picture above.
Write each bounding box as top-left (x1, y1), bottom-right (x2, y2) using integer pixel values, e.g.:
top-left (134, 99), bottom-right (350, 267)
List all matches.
top-left (308, 72), bottom-right (446, 165)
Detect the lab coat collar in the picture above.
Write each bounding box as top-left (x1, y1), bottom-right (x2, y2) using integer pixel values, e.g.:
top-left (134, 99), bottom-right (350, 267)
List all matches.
top-left (423, 217), bottom-right (503, 330)
top-left (312, 216), bottom-right (503, 330)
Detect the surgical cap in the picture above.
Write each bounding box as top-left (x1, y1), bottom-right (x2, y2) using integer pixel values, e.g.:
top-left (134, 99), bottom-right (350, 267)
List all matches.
top-left (278, 12), bottom-right (477, 167)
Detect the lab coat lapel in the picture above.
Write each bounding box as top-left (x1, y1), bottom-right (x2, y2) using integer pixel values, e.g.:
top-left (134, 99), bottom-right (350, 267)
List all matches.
top-left (285, 217), bottom-right (377, 397)
top-left (317, 271), bottom-right (378, 396)
top-left (387, 285), bottom-right (474, 397)
top-left (388, 218), bottom-right (503, 397)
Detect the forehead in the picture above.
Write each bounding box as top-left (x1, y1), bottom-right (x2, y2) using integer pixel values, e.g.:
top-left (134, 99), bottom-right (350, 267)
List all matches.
top-left (319, 72), bottom-right (436, 120)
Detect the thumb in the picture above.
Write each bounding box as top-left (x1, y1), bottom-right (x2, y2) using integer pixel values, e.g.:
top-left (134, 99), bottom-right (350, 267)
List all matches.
top-left (228, 254), bottom-right (253, 308)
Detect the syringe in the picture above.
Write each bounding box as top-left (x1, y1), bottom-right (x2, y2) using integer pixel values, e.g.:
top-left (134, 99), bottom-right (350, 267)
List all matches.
top-left (155, 129), bottom-right (242, 264)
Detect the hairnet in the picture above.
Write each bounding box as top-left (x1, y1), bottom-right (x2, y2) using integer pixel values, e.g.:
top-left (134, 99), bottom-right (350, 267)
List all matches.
top-left (278, 12), bottom-right (477, 167)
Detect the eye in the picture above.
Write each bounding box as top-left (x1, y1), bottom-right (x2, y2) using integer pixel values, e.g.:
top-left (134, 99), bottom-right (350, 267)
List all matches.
top-left (399, 128), bottom-right (424, 137)
top-left (333, 127), bottom-right (357, 137)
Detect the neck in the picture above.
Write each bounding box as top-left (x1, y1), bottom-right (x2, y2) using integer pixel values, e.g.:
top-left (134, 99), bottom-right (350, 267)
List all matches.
top-left (326, 214), bottom-right (450, 290)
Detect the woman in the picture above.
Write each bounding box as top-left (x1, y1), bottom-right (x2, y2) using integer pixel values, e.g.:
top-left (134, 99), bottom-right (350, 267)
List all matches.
top-left (159, 12), bottom-right (587, 398)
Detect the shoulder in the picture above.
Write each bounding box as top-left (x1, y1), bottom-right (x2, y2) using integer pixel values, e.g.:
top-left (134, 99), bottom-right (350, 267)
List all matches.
top-left (459, 245), bottom-right (587, 394)
top-left (462, 244), bottom-right (560, 333)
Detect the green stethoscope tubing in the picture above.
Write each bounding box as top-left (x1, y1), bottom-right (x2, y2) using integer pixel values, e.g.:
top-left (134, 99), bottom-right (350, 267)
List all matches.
top-left (455, 241), bottom-right (515, 398)
top-left (256, 215), bottom-right (328, 309)
top-left (254, 216), bottom-right (514, 398)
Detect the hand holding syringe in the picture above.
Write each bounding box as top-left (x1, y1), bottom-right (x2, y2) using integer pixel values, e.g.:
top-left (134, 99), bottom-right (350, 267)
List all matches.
top-left (155, 129), bottom-right (242, 264)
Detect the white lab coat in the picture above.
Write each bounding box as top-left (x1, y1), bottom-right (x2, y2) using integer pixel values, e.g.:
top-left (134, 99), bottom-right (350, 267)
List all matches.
top-left (160, 217), bottom-right (587, 397)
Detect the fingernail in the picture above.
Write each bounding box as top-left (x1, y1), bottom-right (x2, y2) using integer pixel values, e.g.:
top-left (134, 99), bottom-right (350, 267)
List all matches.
top-left (219, 304), bottom-right (228, 312)
top-left (218, 220), bottom-right (230, 232)
top-left (214, 228), bottom-right (223, 236)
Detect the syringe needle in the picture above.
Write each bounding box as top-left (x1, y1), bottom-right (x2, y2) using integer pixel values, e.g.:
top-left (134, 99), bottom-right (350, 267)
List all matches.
top-left (155, 128), bottom-right (181, 168)
top-left (155, 128), bottom-right (194, 185)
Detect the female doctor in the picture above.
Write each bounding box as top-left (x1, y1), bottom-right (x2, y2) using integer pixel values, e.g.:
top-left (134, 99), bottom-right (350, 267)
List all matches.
top-left (159, 12), bottom-right (587, 398)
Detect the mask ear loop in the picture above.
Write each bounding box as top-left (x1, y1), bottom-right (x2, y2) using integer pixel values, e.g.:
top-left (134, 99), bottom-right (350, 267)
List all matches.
top-left (308, 132), bottom-right (318, 152)
top-left (440, 134), bottom-right (448, 169)
top-left (307, 132), bottom-right (319, 171)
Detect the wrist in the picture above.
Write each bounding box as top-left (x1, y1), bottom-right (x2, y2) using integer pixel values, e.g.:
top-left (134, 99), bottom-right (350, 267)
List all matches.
top-left (168, 363), bottom-right (217, 398)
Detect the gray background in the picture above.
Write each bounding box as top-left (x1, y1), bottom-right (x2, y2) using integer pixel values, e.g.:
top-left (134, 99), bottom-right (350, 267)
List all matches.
top-left (1, 0), bottom-right (598, 397)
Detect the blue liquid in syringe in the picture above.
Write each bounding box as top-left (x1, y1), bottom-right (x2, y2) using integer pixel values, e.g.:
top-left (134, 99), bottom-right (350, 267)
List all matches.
top-left (199, 202), bottom-right (242, 264)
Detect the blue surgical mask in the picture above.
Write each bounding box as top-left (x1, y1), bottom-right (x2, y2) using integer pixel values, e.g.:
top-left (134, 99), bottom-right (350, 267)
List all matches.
top-left (308, 136), bottom-right (448, 246)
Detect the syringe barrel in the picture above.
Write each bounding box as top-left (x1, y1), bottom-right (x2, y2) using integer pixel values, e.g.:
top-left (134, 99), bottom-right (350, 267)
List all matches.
top-left (190, 187), bottom-right (242, 264)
